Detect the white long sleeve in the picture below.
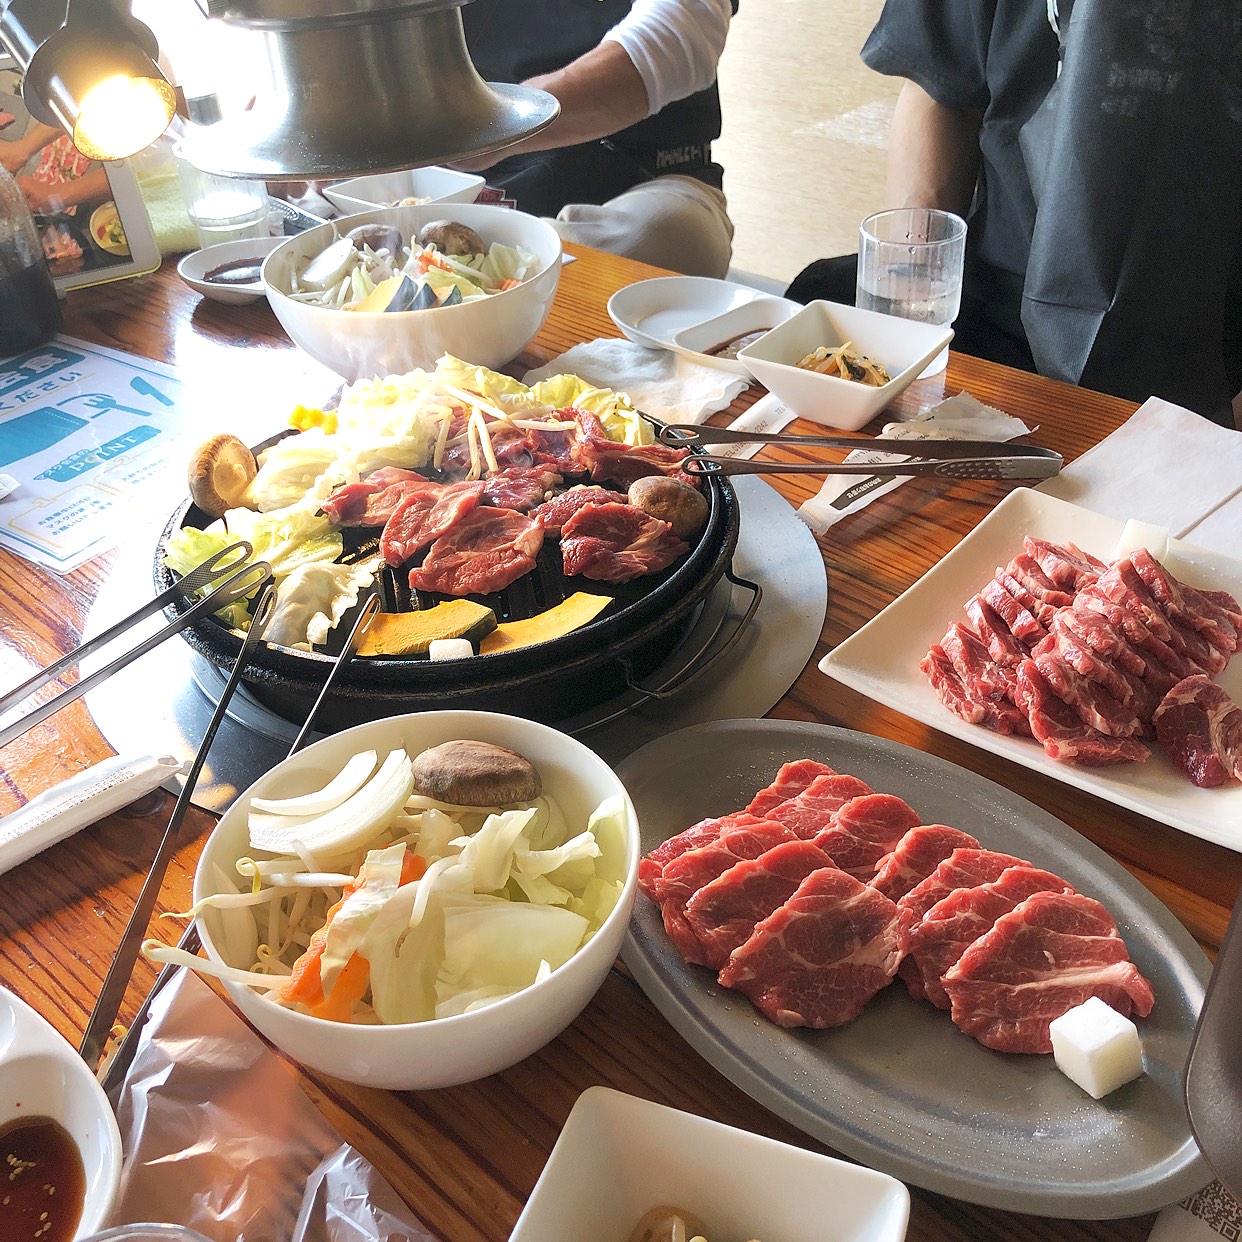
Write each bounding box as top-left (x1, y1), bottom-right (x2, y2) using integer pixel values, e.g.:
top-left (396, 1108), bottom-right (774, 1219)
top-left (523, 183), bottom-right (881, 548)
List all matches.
top-left (603, 0), bottom-right (732, 117)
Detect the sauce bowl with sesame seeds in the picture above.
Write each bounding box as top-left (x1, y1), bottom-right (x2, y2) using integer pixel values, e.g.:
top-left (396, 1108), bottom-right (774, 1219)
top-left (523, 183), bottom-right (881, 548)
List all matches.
top-left (0, 988), bottom-right (121, 1240)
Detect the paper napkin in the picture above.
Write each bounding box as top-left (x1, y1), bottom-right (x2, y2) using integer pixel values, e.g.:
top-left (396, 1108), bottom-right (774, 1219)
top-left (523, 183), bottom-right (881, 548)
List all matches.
top-left (1037, 397), bottom-right (1242, 555)
top-left (1149, 1182), bottom-right (1242, 1241)
top-left (523, 337), bottom-right (751, 425)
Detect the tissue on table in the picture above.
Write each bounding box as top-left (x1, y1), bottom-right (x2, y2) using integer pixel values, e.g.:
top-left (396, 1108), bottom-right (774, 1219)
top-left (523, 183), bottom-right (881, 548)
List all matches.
top-left (523, 337), bottom-right (750, 425)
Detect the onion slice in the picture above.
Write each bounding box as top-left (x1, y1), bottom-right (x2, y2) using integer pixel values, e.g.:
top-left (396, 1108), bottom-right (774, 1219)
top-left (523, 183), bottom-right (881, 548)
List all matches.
top-left (249, 748), bottom-right (415, 857)
top-left (250, 749), bottom-right (378, 816)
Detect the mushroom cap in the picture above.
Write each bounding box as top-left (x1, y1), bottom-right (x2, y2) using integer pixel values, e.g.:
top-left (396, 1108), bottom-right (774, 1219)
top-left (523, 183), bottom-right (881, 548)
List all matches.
top-left (411, 739), bottom-right (542, 806)
top-left (627, 475), bottom-right (709, 540)
top-left (417, 219), bottom-right (486, 256)
top-left (188, 433), bottom-right (258, 518)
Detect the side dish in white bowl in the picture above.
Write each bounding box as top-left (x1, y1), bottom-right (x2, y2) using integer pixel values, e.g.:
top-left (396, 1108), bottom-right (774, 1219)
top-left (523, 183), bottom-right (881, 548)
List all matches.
top-left (144, 710), bottom-right (638, 1090)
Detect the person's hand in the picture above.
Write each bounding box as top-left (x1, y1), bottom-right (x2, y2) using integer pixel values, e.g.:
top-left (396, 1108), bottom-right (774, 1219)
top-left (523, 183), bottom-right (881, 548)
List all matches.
top-left (1, 143), bottom-right (29, 174)
top-left (18, 176), bottom-right (64, 215)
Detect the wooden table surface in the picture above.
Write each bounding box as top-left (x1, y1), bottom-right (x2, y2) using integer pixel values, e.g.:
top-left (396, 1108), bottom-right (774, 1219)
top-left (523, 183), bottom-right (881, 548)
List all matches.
top-left (1, 243), bottom-right (1237, 1242)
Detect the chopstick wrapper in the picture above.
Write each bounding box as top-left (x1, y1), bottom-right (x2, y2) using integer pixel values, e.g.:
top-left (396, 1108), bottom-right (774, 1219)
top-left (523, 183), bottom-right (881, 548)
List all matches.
top-left (106, 970), bottom-right (437, 1242)
top-left (1148, 1183), bottom-right (1242, 1241)
top-left (523, 337), bottom-right (750, 425)
top-left (0, 754), bottom-right (184, 877)
top-left (797, 393), bottom-right (1034, 533)
top-left (1037, 397), bottom-right (1242, 556)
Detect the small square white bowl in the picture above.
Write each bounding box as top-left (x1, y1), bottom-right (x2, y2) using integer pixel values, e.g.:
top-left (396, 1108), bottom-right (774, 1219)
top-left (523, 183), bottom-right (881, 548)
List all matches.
top-left (322, 166), bottom-right (485, 215)
top-left (510, 1087), bottom-right (910, 1242)
top-left (737, 299), bottom-right (953, 431)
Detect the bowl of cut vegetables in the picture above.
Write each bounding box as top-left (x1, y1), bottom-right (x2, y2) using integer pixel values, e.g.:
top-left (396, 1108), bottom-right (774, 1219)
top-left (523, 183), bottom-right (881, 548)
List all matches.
top-left (261, 202), bottom-right (562, 382)
top-left (144, 710), bottom-right (637, 1090)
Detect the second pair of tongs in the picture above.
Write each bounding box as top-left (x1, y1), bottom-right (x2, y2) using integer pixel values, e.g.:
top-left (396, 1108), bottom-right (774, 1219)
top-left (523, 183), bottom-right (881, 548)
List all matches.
top-left (0, 541), bottom-right (267, 750)
top-left (660, 424), bottom-right (1064, 480)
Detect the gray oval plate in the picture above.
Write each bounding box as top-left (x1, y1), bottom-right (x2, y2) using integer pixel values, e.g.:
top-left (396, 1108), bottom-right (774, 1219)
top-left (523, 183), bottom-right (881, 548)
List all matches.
top-left (618, 719), bottom-right (1211, 1218)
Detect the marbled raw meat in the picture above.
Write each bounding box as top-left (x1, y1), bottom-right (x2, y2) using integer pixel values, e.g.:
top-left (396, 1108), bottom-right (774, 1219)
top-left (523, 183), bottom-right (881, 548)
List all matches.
top-left (1035, 616), bottom-right (1157, 717)
top-left (719, 868), bottom-right (911, 1028)
top-left (657, 819), bottom-right (798, 965)
top-left (921, 643), bottom-right (1031, 736)
top-left (810, 793), bottom-right (921, 879)
top-left (1007, 553), bottom-right (1076, 609)
top-left (559, 502), bottom-right (688, 583)
top-left (906, 865), bottom-right (1073, 1009)
top-left (1153, 674), bottom-right (1242, 787)
top-left (765, 773), bottom-right (874, 839)
top-left (1129, 548), bottom-right (1241, 654)
top-left (379, 480), bottom-right (484, 565)
top-left (1015, 660), bottom-right (1150, 766)
top-left (979, 576), bottom-right (1049, 647)
top-left (942, 890), bottom-right (1155, 1054)
top-left (1031, 651), bottom-right (1144, 738)
top-left (407, 506), bottom-right (544, 595)
top-left (572, 410), bottom-right (697, 487)
top-left (638, 811), bottom-right (772, 901)
top-left (940, 621), bottom-right (1018, 703)
top-left (530, 484), bottom-right (618, 535)
top-left (897, 847), bottom-right (1032, 999)
top-left (1022, 537), bottom-right (1107, 592)
top-left (683, 839), bottom-right (838, 970)
top-left (995, 565), bottom-right (1059, 629)
top-left (964, 595), bottom-right (1028, 666)
top-left (745, 759), bottom-right (839, 818)
top-left (870, 825), bottom-right (982, 902)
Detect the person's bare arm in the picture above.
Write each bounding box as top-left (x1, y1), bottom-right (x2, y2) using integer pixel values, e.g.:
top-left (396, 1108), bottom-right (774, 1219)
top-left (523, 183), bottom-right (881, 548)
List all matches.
top-left (0, 121), bottom-right (61, 175)
top-left (452, 41), bottom-right (650, 172)
top-left (886, 80), bottom-right (984, 214)
top-left (19, 165), bottom-right (110, 215)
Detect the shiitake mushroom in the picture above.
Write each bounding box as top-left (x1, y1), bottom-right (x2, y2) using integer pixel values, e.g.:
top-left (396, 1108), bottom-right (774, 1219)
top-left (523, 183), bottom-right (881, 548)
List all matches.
top-left (410, 740), bottom-right (542, 806)
top-left (627, 475), bottom-right (709, 540)
top-left (346, 223), bottom-right (403, 254)
top-left (417, 219), bottom-right (485, 255)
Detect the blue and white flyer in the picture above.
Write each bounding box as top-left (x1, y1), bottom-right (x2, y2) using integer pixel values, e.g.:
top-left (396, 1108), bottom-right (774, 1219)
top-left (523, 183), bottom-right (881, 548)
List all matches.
top-left (0, 337), bottom-right (197, 573)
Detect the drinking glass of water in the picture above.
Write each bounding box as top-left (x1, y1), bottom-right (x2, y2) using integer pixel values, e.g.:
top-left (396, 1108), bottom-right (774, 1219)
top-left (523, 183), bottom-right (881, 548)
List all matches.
top-left (856, 208), bottom-right (967, 376)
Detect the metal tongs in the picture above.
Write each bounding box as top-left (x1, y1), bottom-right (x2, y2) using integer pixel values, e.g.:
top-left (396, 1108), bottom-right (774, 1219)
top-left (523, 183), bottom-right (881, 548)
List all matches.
top-left (81, 592), bottom-right (384, 1072)
top-left (659, 424), bottom-right (1064, 480)
top-left (0, 541), bottom-right (268, 750)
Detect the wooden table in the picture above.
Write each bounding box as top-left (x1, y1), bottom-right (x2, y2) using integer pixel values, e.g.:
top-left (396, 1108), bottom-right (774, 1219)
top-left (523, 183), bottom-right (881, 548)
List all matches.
top-left (1, 244), bottom-right (1237, 1242)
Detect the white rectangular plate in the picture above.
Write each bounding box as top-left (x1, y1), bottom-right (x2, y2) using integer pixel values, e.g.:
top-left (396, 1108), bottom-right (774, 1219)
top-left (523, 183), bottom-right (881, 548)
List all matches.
top-left (819, 488), bottom-right (1242, 849)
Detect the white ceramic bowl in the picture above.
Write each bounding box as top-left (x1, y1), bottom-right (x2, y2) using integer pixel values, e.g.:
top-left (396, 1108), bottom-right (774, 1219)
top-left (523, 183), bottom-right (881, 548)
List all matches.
top-left (177, 236), bottom-right (285, 306)
top-left (261, 202), bottom-right (562, 382)
top-left (737, 299), bottom-right (954, 431)
top-left (194, 710), bottom-right (639, 1090)
top-left (322, 166), bottom-right (485, 215)
top-left (0, 987), bottom-right (123, 1239)
top-left (510, 1087), bottom-right (910, 1242)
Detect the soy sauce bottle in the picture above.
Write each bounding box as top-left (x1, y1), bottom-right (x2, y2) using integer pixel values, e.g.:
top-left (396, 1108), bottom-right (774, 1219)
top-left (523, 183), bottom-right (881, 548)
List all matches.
top-left (0, 162), bottom-right (61, 359)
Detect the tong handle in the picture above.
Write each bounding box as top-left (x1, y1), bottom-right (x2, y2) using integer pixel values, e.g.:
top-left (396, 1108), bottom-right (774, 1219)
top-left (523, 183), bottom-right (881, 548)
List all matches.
top-left (0, 554), bottom-right (270, 750)
top-left (80, 576), bottom-right (279, 1072)
top-left (0, 540), bottom-right (254, 720)
top-left (683, 454), bottom-right (1062, 480)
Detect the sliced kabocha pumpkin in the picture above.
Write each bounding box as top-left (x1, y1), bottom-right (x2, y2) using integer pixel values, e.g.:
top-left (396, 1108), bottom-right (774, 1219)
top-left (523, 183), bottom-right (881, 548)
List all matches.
top-left (357, 598), bottom-right (497, 657)
top-left (479, 592), bottom-right (612, 655)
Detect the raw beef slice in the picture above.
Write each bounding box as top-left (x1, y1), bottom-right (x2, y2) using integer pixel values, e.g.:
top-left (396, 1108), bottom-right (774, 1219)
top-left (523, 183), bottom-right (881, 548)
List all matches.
top-left (719, 868), bottom-right (911, 1028)
top-left (1153, 674), bottom-right (1242, 788)
top-left (638, 811), bottom-right (771, 901)
top-left (683, 840), bottom-right (838, 971)
top-left (870, 825), bottom-right (982, 902)
top-left (656, 819), bottom-right (797, 966)
top-left (745, 759), bottom-right (838, 818)
top-left (810, 793), bottom-right (921, 879)
top-left (941, 890), bottom-right (1155, 1054)
top-left (765, 774), bottom-right (874, 838)
top-left (905, 865), bottom-right (1073, 1010)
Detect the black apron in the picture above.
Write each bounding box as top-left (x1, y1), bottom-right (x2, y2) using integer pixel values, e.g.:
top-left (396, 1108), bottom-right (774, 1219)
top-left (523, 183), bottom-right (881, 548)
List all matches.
top-left (462, 0), bottom-right (728, 218)
top-left (1019, 0), bottom-right (1242, 425)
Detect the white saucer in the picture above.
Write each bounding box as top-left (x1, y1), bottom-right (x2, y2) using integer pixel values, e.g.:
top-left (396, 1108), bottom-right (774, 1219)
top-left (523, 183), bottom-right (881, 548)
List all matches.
top-left (177, 235), bottom-right (284, 306)
top-left (607, 276), bottom-right (800, 375)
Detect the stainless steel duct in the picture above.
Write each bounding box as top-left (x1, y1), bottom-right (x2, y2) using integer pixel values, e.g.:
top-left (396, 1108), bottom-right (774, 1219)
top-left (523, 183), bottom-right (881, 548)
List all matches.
top-left (180, 0), bottom-right (559, 181)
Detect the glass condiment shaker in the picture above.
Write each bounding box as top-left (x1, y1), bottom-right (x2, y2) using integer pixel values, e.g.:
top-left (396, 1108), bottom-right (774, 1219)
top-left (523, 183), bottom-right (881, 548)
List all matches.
top-left (0, 162), bottom-right (62, 359)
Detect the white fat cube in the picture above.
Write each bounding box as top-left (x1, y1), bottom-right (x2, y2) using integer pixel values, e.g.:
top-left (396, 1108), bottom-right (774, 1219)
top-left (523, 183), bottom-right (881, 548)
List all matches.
top-left (428, 638), bottom-right (474, 661)
top-left (1049, 997), bottom-right (1145, 1099)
